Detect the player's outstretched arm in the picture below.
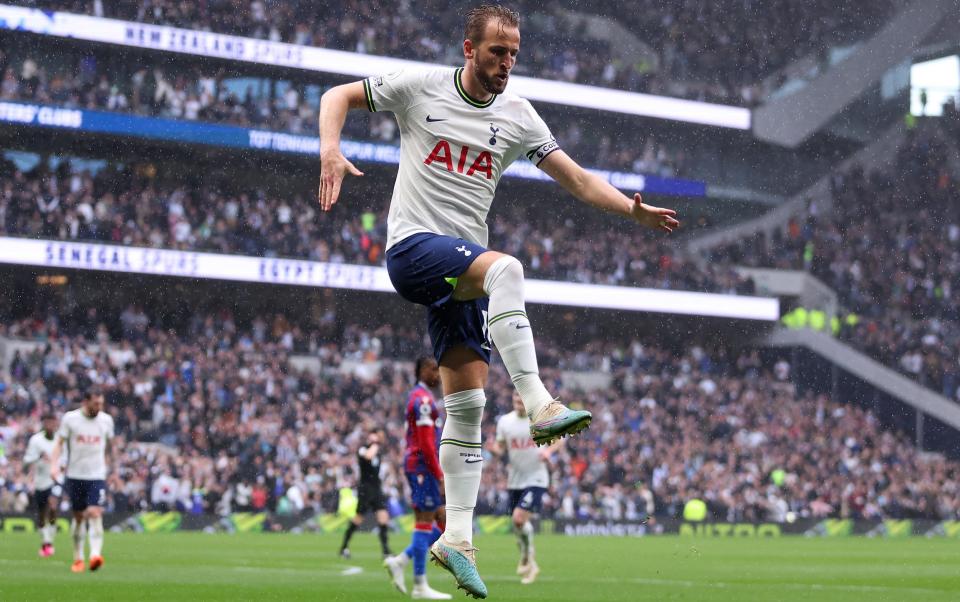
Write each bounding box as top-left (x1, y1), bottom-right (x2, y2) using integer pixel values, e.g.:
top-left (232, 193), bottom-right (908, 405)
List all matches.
top-left (539, 150), bottom-right (679, 233)
top-left (318, 81), bottom-right (368, 211)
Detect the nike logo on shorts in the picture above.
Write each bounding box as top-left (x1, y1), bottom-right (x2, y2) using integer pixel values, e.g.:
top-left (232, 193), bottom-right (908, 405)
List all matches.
top-left (515, 324), bottom-right (530, 330)
top-left (426, 115), bottom-right (448, 122)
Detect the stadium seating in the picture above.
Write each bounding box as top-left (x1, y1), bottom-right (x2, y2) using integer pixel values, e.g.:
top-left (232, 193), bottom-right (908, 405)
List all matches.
top-left (1, 304), bottom-right (956, 520)
top-left (0, 50), bottom-right (687, 177)
top-left (0, 160), bottom-right (753, 293)
top-left (13, 0), bottom-right (896, 105)
top-left (710, 123), bottom-right (960, 401)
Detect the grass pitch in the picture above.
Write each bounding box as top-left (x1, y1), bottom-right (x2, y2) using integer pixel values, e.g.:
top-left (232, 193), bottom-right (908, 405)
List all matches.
top-left (0, 531), bottom-right (958, 601)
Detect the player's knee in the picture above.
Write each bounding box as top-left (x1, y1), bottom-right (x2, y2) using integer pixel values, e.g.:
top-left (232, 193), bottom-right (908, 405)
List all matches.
top-left (512, 514), bottom-right (525, 530)
top-left (442, 389), bottom-right (485, 424)
top-left (483, 255), bottom-right (524, 295)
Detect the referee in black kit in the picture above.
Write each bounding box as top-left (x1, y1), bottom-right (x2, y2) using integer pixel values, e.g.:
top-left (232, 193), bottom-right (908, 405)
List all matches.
top-left (340, 430), bottom-right (392, 559)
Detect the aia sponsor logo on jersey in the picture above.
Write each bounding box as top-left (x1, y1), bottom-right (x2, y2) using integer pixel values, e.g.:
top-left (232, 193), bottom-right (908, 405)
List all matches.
top-left (76, 434), bottom-right (102, 445)
top-left (510, 437), bottom-right (535, 450)
top-left (424, 140), bottom-right (493, 180)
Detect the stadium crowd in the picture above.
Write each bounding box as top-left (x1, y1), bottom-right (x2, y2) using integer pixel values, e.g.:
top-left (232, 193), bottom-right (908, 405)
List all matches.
top-left (711, 124), bottom-right (960, 401)
top-left (15, 0), bottom-right (895, 106)
top-left (0, 158), bottom-right (752, 294)
top-left (0, 50), bottom-right (687, 178)
top-left (1, 303), bottom-right (958, 522)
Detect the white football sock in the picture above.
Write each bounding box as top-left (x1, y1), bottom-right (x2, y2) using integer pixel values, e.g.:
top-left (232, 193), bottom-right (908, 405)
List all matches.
top-left (71, 519), bottom-right (86, 562)
top-left (484, 256), bottom-right (551, 418)
top-left (88, 516), bottom-right (104, 557)
top-left (438, 389), bottom-right (485, 545)
top-left (514, 522), bottom-right (528, 562)
top-left (42, 523), bottom-right (54, 545)
top-left (523, 520), bottom-right (535, 561)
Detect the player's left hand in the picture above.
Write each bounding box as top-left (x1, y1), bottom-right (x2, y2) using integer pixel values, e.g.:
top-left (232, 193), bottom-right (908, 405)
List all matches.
top-left (630, 193), bottom-right (679, 233)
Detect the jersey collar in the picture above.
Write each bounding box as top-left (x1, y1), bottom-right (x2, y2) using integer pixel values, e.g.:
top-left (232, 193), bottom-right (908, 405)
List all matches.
top-left (455, 68), bottom-right (497, 109)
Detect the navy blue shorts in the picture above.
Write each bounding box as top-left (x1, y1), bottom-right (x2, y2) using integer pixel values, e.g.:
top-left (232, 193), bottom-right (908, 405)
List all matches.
top-left (66, 478), bottom-right (106, 511)
top-left (386, 233), bottom-right (492, 364)
top-left (35, 485), bottom-right (61, 512)
top-left (407, 471), bottom-right (442, 512)
top-left (509, 487), bottom-right (547, 513)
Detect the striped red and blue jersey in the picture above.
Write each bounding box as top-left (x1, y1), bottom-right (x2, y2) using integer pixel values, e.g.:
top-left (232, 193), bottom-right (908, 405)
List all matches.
top-left (404, 383), bottom-right (443, 480)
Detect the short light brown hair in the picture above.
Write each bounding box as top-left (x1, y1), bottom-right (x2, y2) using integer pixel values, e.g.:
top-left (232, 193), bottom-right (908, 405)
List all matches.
top-left (464, 4), bottom-right (520, 45)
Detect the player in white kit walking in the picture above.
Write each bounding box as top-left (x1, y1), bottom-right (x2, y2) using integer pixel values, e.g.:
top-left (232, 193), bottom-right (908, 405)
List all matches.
top-left (491, 392), bottom-right (559, 585)
top-left (318, 5), bottom-right (678, 597)
top-left (23, 413), bottom-right (62, 558)
top-left (50, 391), bottom-right (114, 573)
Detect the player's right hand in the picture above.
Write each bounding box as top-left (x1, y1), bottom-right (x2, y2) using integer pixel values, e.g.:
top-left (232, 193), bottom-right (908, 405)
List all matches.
top-left (318, 149), bottom-right (364, 212)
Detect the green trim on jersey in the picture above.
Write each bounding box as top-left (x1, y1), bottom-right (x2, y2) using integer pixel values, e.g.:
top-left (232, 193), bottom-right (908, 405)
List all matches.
top-left (363, 79), bottom-right (376, 112)
top-left (454, 68), bottom-right (497, 108)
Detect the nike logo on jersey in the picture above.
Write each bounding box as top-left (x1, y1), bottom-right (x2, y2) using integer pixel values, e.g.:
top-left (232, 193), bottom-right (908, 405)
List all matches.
top-left (464, 458), bottom-right (483, 464)
top-left (515, 324), bottom-right (530, 330)
top-left (426, 115), bottom-right (448, 122)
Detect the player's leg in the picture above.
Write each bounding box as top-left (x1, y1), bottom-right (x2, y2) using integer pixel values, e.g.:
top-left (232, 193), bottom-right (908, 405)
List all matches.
top-left (70, 510), bottom-right (86, 572)
top-left (340, 512), bottom-right (363, 558)
top-left (515, 488), bottom-right (545, 585)
top-left (430, 344), bottom-right (488, 598)
top-left (67, 479), bottom-right (86, 572)
top-left (507, 491), bottom-right (529, 574)
top-left (86, 480), bottom-right (106, 571)
top-left (453, 251), bottom-right (591, 445)
top-left (35, 489), bottom-right (50, 557)
top-left (410, 508), bottom-right (452, 600)
top-left (384, 235), bottom-right (490, 597)
top-left (87, 510), bottom-right (105, 570)
top-left (47, 491), bottom-right (59, 555)
top-left (39, 491), bottom-right (58, 557)
top-left (374, 508), bottom-right (392, 557)
top-left (432, 506), bottom-right (445, 544)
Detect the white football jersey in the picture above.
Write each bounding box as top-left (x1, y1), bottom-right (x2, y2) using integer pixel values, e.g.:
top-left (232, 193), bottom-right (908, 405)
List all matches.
top-left (57, 409), bottom-right (114, 480)
top-left (364, 67), bottom-right (559, 249)
top-left (496, 411), bottom-right (549, 490)
top-left (23, 431), bottom-right (56, 490)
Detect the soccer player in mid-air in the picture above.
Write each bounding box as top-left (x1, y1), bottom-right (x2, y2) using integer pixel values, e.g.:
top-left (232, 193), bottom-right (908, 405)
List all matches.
top-left (23, 413), bottom-right (61, 558)
top-left (50, 390), bottom-right (114, 573)
top-left (319, 4), bottom-right (678, 597)
top-left (491, 392), bottom-right (560, 585)
top-left (339, 430), bottom-right (393, 559)
top-left (384, 357), bottom-right (451, 600)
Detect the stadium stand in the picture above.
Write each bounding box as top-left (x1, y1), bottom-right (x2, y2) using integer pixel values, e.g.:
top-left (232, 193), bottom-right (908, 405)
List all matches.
top-left (710, 122), bottom-right (960, 401)
top-left (0, 157), bottom-right (753, 293)
top-left (0, 48), bottom-right (687, 178)
top-left (8, 0), bottom-right (898, 105)
top-left (1, 301), bottom-right (957, 520)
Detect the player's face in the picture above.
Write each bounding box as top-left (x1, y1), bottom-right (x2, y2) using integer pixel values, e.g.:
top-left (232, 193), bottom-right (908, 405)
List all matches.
top-left (469, 20), bottom-right (520, 95)
top-left (368, 432), bottom-right (380, 446)
top-left (422, 360), bottom-right (441, 388)
top-left (42, 417), bottom-right (57, 435)
top-left (83, 394), bottom-right (104, 417)
top-left (513, 393), bottom-right (526, 417)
